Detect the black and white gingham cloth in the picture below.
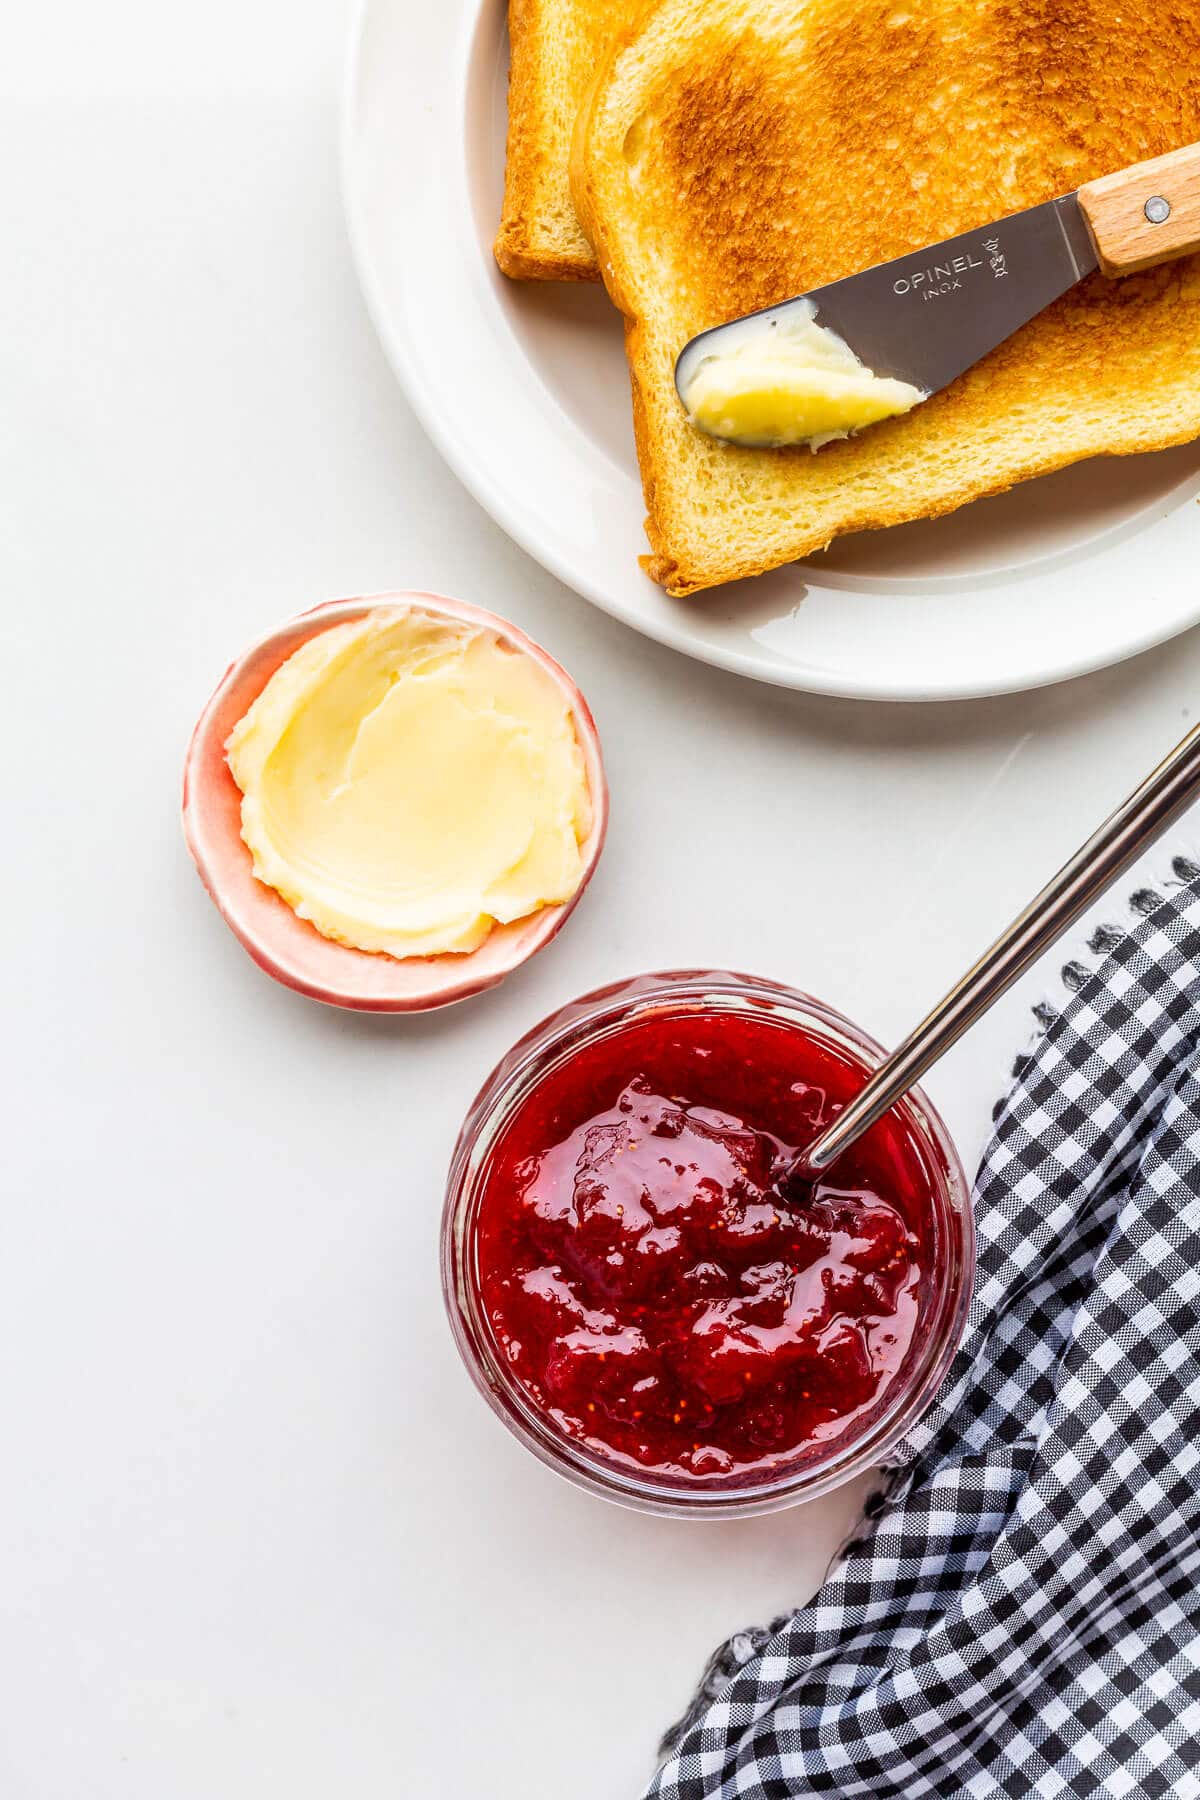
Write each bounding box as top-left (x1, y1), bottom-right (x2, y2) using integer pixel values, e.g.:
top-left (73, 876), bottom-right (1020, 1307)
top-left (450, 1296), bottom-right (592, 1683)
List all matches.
top-left (647, 876), bottom-right (1200, 1800)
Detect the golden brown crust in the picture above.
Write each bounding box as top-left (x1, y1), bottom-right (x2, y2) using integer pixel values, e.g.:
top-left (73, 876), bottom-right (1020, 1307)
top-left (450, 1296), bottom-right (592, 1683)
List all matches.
top-left (496, 0), bottom-right (644, 282)
top-left (572, 0), bottom-right (1200, 593)
top-left (654, 422), bottom-right (1200, 595)
top-left (496, 0), bottom-right (559, 278)
top-left (494, 233), bottom-right (600, 282)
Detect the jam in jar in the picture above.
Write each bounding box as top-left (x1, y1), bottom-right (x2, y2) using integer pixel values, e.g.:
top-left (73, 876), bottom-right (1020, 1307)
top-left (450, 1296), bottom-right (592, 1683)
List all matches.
top-left (444, 975), bottom-right (972, 1515)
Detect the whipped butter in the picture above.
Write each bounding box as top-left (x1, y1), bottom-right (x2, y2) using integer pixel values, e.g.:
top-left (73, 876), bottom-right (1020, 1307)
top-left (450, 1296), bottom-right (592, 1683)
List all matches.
top-left (225, 608), bottom-right (592, 959)
top-left (678, 300), bottom-right (926, 449)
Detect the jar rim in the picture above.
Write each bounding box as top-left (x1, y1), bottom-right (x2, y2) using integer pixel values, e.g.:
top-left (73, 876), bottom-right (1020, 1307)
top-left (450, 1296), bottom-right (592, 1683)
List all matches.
top-left (441, 971), bottom-right (975, 1518)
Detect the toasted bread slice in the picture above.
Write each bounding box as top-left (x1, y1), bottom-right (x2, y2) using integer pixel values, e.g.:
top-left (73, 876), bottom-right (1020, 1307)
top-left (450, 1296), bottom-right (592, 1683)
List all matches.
top-left (496, 0), bottom-right (646, 281)
top-left (572, 0), bottom-right (1200, 594)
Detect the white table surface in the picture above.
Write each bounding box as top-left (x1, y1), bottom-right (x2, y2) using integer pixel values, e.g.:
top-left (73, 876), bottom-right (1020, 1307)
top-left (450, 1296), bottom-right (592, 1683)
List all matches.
top-left (5, 6), bottom-right (1200, 1796)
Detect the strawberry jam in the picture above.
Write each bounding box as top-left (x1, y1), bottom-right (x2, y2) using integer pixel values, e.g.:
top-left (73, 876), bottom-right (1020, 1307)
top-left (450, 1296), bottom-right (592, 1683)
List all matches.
top-left (473, 1009), bottom-right (942, 1482)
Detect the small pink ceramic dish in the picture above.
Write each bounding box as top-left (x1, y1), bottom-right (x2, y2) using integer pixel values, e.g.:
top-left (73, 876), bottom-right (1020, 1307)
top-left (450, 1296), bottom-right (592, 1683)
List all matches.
top-left (182, 592), bottom-right (608, 1012)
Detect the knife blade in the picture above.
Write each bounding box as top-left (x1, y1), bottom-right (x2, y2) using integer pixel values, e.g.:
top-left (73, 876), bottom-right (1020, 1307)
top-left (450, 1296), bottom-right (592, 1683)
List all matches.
top-left (674, 140), bottom-right (1200, 441)
top-left (675, 192), bottom-right (1097, 409)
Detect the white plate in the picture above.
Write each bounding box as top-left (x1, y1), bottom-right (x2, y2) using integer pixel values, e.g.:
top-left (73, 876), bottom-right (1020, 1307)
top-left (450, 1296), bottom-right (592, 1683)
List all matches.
top-left (341, 0), bottom-right (1200, 701)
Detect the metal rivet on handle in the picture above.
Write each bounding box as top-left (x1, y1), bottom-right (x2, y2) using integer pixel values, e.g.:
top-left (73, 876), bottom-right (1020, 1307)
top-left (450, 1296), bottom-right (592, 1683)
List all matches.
top-left (1144, 195), bottom-right (1172, 224)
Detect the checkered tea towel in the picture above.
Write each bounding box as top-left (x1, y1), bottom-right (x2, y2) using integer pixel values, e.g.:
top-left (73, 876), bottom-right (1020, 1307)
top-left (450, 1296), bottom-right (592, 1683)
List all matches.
top-left (648, 873), bottom-right (1200, 1800)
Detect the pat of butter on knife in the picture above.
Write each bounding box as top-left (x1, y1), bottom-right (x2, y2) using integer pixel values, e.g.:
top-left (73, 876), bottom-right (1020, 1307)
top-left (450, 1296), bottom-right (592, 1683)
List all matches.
top-left (677, 300), bottom-right (926, 450)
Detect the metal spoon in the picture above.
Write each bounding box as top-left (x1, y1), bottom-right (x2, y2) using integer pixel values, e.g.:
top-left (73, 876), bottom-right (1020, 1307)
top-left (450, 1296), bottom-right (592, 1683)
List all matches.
top-left (798, 717), bottom-right (1200, 1177)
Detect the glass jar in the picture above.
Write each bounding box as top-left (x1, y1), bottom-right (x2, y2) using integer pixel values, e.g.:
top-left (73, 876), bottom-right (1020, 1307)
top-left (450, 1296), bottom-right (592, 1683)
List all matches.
top-left (442, 971), bottom-right (974, 1518)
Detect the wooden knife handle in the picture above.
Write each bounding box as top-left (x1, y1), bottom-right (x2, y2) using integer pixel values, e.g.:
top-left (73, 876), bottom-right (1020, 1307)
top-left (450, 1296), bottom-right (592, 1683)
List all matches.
top-left (1077, 141), bottom-right (1200, 276)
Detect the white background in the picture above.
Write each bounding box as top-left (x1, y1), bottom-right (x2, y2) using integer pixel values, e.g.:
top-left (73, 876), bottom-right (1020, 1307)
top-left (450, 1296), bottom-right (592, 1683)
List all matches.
top-left (5, 4), bottom-right (1200, 1796)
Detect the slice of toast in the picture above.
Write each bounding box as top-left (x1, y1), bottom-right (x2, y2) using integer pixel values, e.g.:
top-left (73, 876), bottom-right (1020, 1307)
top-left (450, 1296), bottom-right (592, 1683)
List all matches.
top-left (571, 0), bottom-right (1200, 594)
top-left (496, 0), bottom-right (646, 281)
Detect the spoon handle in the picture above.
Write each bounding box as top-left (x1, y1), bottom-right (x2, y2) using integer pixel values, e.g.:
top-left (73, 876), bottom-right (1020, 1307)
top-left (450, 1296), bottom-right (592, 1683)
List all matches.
top-left (801, 718), bottom-right (1200, 1175)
